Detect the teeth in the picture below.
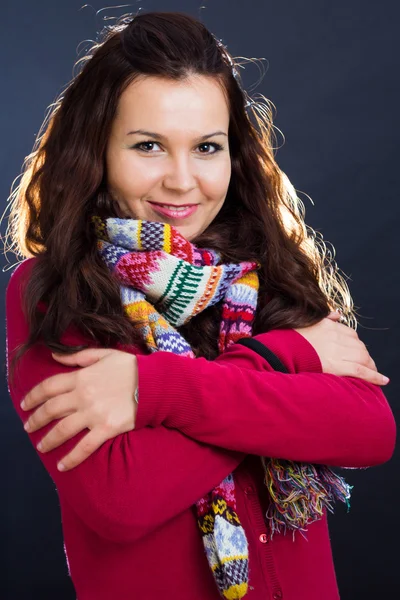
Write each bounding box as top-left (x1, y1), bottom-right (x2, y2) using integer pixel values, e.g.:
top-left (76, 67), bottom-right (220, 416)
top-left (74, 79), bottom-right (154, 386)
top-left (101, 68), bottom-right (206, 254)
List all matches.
top-left (161, 205), bottom-right (190, 211)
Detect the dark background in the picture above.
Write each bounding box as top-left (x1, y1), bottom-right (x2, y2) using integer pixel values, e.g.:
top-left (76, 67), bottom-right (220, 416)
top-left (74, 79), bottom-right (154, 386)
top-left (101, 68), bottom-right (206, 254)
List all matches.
top-left (1, 1), bottom-right (398, 598)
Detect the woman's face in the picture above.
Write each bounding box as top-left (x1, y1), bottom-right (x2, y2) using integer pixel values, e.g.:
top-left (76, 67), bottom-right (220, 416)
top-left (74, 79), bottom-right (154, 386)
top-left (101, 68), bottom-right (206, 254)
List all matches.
top-left (105, 74), bottom-right (231, 241)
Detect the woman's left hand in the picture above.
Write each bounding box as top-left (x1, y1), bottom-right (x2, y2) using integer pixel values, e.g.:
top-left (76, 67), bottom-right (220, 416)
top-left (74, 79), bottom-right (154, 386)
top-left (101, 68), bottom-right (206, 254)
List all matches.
top-left (20, 348), bottom-right (138, 471)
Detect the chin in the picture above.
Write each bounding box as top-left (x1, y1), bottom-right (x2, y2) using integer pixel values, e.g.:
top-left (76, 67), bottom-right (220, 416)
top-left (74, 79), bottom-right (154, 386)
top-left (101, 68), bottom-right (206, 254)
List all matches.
top-left (179, 221), bottom-right (209, 240)
top-left (172, 224), bottom-right (197, 241)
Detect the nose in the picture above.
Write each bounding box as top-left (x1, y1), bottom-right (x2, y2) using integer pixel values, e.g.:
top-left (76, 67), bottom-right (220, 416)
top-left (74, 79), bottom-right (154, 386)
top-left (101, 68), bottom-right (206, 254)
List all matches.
top-left (163, 155), bottom-right (197, 194)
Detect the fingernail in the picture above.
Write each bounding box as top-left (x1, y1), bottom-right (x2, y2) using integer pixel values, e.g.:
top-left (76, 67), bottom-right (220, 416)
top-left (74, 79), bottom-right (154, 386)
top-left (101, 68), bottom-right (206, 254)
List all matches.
top-left (20, 400), bottom-right (26, 410)
top-left (382, 376), bottom-right (390, 384)
top-left (37, 442), bottom-right (43, 451)
top-left (58, 462), bottom-right (66, 471)
top-left (24, 421), bottom-right (31, 432)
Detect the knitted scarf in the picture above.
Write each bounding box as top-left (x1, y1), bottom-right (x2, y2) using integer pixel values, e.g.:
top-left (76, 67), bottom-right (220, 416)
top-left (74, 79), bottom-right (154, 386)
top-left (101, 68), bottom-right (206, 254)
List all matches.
top-left (92, 215), bottom-right (353, 600)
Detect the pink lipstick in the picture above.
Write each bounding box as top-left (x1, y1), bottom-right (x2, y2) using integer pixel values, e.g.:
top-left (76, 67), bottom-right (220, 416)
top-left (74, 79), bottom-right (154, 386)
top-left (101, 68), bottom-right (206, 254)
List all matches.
top-left (147, 202), bottom-right (199, 220)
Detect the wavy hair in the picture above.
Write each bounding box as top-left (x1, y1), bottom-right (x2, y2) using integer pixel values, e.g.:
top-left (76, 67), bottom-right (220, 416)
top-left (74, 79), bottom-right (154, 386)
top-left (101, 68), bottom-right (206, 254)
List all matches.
top-left (5, 10), bottom-right (355, 375)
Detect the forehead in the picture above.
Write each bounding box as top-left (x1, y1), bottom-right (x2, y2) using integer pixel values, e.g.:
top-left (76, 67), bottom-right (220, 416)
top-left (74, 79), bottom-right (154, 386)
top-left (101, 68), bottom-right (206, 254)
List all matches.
top-left (114, 75), bottom-right (230, 134)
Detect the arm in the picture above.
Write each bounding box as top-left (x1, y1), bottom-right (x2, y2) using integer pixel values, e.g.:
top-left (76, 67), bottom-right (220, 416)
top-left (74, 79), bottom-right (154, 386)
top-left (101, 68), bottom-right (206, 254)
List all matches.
top-left (134, 335), bottom-right (396, 468)
top-left (6, 260), bottom-right (246, 544)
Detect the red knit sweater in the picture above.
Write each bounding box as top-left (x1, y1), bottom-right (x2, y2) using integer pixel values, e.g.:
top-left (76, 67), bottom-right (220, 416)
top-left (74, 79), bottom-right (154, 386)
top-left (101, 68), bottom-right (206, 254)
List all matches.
top-left (6, 258), bottom-right (396, 600)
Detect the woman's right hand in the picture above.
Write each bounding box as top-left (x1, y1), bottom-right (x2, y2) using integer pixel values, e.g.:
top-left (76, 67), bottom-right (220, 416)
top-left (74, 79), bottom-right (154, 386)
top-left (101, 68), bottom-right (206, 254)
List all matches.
top-left (295, 312), bottom-right (390, 386)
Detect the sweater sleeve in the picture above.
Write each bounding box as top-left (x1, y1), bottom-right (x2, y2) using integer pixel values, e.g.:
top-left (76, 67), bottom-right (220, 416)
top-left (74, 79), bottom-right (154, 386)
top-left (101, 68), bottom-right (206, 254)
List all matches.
top-left (6, 260), bottom-right (246, 544)
top-left (134, 336), bottom-right (396, 469)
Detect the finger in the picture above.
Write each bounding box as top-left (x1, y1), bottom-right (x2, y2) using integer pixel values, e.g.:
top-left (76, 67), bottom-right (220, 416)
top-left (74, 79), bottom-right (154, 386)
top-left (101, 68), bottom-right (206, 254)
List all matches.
top-left (327, 311), bottom-right (342, 322)
top-left (37, 413), bottom-right (85, 453)
top-left (340, 338), bottom-right (378, 372)
top-left (333, 321), bottom-right (358, 337)
top-left (340, 362), bottom-right (389, 385)
top-left (52, 348), bottom-right (113, 368)
top-left (21, 373), bottom-right (76, 411)
top-left (57, 429), bottom-right (108, 471)
top-left (358, 344), bottom-right (378, 372)
top-left (348, 354), bottom-right (377, 373)
top-left (365, 356), bottom-right (377, 372)
top-left (24, 392), bottom-right (76, 433)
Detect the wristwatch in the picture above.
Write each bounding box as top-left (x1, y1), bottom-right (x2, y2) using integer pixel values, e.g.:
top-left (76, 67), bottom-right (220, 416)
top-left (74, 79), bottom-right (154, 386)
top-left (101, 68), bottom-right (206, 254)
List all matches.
top-left (134, 387), bottom-right (139, 405)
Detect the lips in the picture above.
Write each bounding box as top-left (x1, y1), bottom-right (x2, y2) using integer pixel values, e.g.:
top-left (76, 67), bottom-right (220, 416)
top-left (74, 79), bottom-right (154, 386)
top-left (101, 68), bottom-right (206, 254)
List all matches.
top-left (147, 201), bottom-right (199, 220)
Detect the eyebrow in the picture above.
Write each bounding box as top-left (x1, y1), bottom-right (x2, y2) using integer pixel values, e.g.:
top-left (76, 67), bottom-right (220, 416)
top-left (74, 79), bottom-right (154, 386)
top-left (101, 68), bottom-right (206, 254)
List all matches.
top-left (126, 129), bottom-right (228, 141)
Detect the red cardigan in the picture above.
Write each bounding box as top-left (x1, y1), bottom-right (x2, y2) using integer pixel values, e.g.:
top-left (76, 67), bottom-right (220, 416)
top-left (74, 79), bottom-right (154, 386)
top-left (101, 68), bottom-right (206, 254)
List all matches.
top-left (6, 258), bottom-right (396, 600)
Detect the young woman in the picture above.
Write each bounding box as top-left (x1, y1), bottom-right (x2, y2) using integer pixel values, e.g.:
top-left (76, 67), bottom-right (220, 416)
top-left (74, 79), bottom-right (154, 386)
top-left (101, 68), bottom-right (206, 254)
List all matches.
top-left (6, 11), bottom-right (395, 600)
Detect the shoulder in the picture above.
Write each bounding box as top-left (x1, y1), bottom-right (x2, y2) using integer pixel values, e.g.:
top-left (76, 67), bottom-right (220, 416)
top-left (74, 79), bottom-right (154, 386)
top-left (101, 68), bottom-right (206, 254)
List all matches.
top-left (5, 256), bottom-right (93, 350)
top-left (6, 257), bottom-right (38, 303)
top-left (7, 257), bottom-right (37, 287)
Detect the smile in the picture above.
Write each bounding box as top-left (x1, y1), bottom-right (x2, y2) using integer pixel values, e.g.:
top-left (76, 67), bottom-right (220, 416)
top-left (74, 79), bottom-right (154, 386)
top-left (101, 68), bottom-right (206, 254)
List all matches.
top-left (147, 202), bottom-right (199, 220)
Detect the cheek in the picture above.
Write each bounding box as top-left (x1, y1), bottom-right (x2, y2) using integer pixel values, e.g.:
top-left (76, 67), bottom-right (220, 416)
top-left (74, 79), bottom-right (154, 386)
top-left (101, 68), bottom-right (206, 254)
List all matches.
top-left (200, 159), bottom-right (231, 199)
top-left (107, 153), bottom-right (158, 198)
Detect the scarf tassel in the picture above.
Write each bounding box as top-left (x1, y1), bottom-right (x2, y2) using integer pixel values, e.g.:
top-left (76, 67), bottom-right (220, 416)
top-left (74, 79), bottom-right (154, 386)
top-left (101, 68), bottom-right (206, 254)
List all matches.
top-left (262, 457), bottom-right (353, 539)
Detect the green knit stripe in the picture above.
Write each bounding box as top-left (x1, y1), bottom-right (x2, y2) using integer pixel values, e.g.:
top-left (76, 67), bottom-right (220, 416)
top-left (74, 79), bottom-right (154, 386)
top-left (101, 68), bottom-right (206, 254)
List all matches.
top-left (160, 262), bottom-right (205, 325)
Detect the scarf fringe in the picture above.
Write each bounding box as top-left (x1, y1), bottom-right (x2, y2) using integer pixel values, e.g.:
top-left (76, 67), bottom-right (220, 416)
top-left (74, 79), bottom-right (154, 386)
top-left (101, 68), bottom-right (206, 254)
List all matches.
top-left (261, 457), bottom-right (353, 539)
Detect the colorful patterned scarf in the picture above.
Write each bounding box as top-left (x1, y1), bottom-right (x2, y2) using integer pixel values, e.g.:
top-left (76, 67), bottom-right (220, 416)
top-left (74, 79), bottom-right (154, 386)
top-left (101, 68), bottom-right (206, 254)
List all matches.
top-left (92, 216), bottom-right (352, 600)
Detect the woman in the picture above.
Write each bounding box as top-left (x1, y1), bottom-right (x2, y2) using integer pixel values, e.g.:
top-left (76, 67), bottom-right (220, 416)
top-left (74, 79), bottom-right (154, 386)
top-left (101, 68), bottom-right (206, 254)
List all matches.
top-left (5, 11), bottom-right (395, 600)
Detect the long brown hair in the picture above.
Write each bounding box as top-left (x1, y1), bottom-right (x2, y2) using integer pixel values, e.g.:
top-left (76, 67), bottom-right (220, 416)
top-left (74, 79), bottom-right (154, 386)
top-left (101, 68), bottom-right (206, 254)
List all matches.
top-left (5, 10), bottom-right (355, 376)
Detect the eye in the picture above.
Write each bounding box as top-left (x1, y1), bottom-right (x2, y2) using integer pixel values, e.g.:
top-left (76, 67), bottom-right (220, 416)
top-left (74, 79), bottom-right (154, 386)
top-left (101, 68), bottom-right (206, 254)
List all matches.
top-left (133, 141), bottom-right (161, 153)
top-left (197, 142), bottom-right (224, 154)
top-left (132, 141), bottom-right (224, 155)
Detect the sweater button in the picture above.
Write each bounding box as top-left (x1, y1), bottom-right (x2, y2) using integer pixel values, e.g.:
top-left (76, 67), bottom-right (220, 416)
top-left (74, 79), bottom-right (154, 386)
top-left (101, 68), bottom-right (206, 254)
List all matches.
top-left (273, 592), bottom-right (283, 599)
top-left (244, 486), bottom-right (254, 495)
top-left (259, 533), bottom-right (268, 543)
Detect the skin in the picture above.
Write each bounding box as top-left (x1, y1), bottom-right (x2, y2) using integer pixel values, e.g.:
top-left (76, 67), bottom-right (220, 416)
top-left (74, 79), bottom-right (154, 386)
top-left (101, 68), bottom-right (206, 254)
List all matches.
top-left (106, 74), bottom-right (232, 240)
top-left (19, 78), bottom-right (389, 472)
top-left (21, 326), bottom-right (388, 471)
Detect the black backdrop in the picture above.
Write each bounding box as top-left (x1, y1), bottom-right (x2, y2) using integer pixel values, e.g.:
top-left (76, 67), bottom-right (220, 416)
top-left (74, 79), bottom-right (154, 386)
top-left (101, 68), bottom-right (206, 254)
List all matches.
top-left (1, 1), bottom-right (398, 598)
